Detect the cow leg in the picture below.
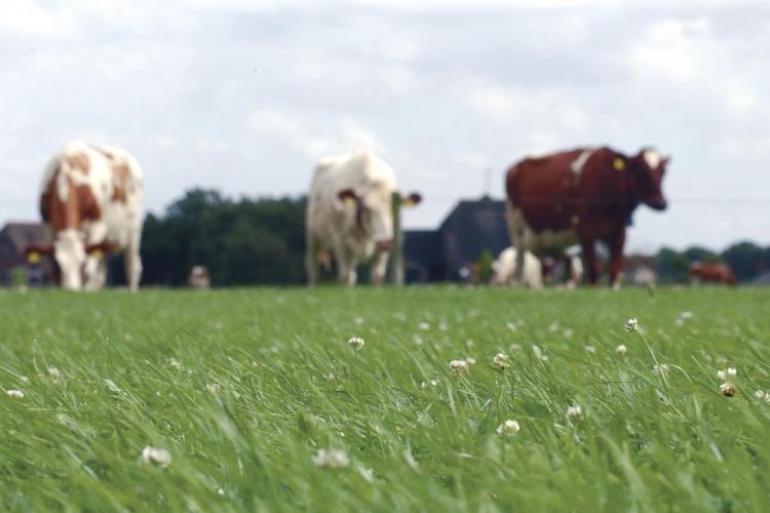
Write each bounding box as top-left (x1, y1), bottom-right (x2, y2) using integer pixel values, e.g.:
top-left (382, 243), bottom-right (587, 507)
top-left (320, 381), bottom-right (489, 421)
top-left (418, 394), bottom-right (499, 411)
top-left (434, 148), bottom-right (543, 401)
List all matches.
top-left (371, 251), bottom-right (390, 286)
top-left (125, 232), bottom-right (142, 292)
top-left (335, 246), bottom-right (357, 286)
top-left (305, 235), bottom-right (319, 286)
top-left (607, 229), bottom-right (626, 290)
top-left (505, 202), bottom-right (531, 286)
top-left (84, 255), bottom-right (107, 290)
top-left (580, 237), bottom-right (600, 285)
top-left (566, 255), bottom-right (583, 289)
top-left (525, 255), bottom-right (543, 289)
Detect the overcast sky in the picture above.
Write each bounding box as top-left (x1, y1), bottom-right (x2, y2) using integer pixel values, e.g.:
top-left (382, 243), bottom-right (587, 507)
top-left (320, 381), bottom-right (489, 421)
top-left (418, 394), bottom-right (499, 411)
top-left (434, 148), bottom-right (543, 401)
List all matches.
top-left (1, 0), bottom-right (768, 252)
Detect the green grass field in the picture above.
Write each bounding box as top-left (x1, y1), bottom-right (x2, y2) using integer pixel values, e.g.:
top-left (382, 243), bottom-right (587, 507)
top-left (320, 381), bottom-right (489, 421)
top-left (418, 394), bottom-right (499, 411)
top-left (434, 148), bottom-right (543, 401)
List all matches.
top-left (2, 286), bottom-right (770, 512)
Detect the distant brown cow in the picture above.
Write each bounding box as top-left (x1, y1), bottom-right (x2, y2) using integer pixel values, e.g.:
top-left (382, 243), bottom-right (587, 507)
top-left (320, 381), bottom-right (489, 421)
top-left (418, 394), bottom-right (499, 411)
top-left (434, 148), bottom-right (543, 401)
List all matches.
top-left (505, 146), bottom-right (670, 287)
top-left (689, 262), bottom-right (736, 285)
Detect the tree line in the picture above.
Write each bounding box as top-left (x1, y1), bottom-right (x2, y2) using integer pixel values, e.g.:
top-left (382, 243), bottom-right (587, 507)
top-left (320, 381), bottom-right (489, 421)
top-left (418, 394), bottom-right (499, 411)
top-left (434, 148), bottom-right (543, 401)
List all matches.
top-left (126, 188), bottom-right (770, 286)
top-left (134, 189), bottom-right (307, 286)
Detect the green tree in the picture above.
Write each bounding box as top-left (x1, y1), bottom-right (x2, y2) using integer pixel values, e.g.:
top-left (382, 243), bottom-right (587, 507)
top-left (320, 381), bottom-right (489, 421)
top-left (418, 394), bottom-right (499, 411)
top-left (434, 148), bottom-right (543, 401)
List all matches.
top-left (477, 249), bottom-right (495, 284)
top-left (140, 189), bottom-right (306, 286)
top-left (722, 241), bottom-right (764, 282)
top-left (655, 247), bottom-right (689, 283)
top-left (683, 246), bottom-right (721, 263)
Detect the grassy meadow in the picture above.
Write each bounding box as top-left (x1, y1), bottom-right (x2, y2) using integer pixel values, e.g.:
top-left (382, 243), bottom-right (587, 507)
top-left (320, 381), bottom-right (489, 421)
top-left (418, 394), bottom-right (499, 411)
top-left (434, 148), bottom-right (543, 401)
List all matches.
top-left (2, 286), bottom-right (770, 512)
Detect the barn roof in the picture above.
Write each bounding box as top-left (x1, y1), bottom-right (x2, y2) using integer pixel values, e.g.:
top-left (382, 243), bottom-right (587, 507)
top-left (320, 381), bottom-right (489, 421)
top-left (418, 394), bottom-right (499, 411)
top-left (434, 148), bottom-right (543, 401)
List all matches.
top-left (403, 196), bottom-right (510, 281)
top-left (0, 222), bottom-right (50, 254)
top-left (438, 196), bottom-right (509, 271)
top-left (403, 230), bottom-right (444, 268)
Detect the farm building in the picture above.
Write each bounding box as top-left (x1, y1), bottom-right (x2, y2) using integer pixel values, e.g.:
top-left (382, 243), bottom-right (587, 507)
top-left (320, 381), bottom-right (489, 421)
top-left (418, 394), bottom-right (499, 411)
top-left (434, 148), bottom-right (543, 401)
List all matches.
top-left (403, 196), bottom-right (509, 283)
top-left (0, 222), bottom-right (53, 286)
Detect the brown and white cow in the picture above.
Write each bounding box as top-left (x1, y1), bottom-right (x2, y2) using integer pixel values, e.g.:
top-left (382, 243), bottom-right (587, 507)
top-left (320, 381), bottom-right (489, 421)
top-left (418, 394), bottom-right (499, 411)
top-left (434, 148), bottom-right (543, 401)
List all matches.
top-left (305, 151), bottom-right (421, 286)
top-left (689, 262), bottom-right (736, 286)
top-left (38, 140), bottom-right (143, 291)
top-left (505, 146), bottom-right (669, 287)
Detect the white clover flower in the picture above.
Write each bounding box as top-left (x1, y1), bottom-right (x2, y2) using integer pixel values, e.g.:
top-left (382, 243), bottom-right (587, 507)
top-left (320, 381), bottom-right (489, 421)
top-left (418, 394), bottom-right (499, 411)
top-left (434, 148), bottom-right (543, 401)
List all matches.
top-left (754, 389), bottom-right (766, 399)
top-left (313, 449), bottom-right (349, 469)
top-left (141, 447), bottom-right (172, 468)
top-left (615, 344), bottom-right (627, 355)
top-left (717, 368), bottom-right (737, 381)
top-left (47, 367), bottom-right (62, 381)
top-left (464, 357), bottom-right (477, 366)
top-left (6, 389), bottom-right (24, 399)
top-left (565, 404), bottom-right (583, 420)
top-left (496, 419), bottom-right (520, 437)
top-left (719, 381), bottom-right (737, 397)
top-left (679, 311), bottom-right (694, 320)
top-left (624, 318), bottom-right (638, 332)
top-left (206, 384), bottom-right (220, 395)
top-left (584, 345), bottom-right (596, 354)
top-left (506, 322), bottom-right (517, 332)
top-left (563, 329), bottom-right (574, 339)
top-left (532, 345), bottom-right (549, 362)
top-left (412, 335), bottom-right (424, 346)
top-left (510, 343), bottom-right (522, 352)
top-left (492, 352), bottom-right (510, 370)
top-left (418, 322), bottom-right (430, 331)
top-left (653, 364), bottom-right (670, 376)
top-left (430, 379), bottom-right (438, 387)
top-left (347, 336), bottom-right (365, 350)
top-left (449, 360), bottom-right (469, 374)
top-left (167, 358), bottom-right (182, 370)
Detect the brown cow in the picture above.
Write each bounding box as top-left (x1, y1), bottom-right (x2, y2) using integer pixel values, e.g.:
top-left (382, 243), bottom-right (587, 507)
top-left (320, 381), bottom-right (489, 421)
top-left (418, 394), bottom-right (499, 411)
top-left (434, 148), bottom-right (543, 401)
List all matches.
top-left (689, 262), bottom-right (736, 285)
top-left (505, 146), bottom-right (669, 287)
top-left (39, 140), bottom-right (143, 291)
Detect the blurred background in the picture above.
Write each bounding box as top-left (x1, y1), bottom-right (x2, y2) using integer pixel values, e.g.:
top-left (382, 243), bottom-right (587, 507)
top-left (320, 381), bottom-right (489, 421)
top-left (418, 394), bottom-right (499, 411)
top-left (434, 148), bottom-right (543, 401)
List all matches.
top-left (1, 0), bottom-right (768, 286)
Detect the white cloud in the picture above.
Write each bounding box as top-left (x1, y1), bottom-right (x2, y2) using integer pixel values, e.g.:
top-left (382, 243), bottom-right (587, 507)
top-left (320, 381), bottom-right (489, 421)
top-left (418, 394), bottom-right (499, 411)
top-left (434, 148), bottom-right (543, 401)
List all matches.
top-left (247, 109), bottom-right (384, 159)
top-left (344, 0), bottom-right (763, 9)
top-left (629, 16), bottom-right (764, 117)
top-left (0, 0), bottom-right (73, 37)
top-left (467, 83), bottom-right (586, 129)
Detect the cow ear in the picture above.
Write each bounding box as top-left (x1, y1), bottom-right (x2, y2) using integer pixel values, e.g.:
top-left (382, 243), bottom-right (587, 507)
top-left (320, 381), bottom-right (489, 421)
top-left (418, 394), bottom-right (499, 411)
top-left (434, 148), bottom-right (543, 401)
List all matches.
top-left (337, 188), bottom-right (359, 206)
top-left (402, 192), bottom-right (422, 207)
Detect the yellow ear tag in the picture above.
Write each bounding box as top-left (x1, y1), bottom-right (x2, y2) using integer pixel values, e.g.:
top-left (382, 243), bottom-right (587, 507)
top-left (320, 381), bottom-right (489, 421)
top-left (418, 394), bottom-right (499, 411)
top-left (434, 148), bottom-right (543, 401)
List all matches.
top-left (613, 158), bottom-right (626, 171)
top-left (27, 252), bottom-right (40, 264)
top-left (343, 197), bottom-right (356, 207)
top-left (92, 249), bottom-right (103, 261)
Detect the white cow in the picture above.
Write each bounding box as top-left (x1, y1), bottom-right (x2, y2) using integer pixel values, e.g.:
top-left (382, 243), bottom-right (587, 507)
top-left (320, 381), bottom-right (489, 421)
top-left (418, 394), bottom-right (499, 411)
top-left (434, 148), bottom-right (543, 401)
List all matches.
top-left (305, 151), bottom-right (420, 286)
top-left (39, 140), bottom-right (143, 291)
top-left (492, 247), bottom-right (543, 288)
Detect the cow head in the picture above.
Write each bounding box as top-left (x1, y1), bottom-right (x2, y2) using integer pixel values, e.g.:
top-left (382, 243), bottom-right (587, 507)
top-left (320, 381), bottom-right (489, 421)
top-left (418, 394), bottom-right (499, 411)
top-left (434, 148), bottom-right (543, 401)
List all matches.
top-left (50, 230), bottom-right (86, 290)
top-left (337, 187), bottom-right (422, 252)
top-left (627, 148), bottom-right (669, 211)
top-left (26, 239), bottom-right (113, 290)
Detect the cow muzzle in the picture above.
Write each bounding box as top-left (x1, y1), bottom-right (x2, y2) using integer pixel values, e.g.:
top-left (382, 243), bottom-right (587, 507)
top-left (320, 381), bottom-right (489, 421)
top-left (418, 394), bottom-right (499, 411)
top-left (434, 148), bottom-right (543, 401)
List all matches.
top-left (376, 239), bottom-right (393, 252)
top-left (649, 199), bottom-right (668, 211)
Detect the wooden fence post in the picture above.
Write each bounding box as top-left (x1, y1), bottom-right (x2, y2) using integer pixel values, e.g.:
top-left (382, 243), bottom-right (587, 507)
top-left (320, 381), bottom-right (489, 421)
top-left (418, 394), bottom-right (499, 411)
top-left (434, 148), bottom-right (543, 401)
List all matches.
top-left (390, 192), bottom-right (404, 286)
